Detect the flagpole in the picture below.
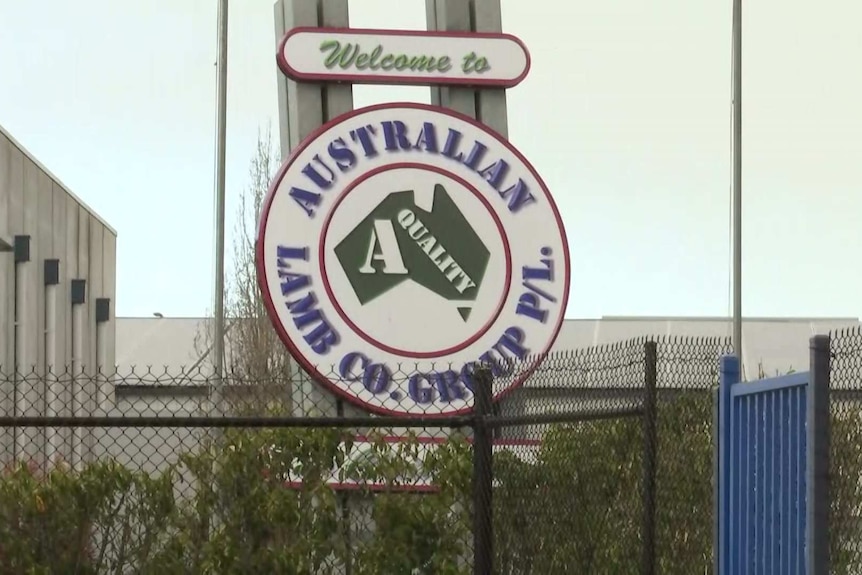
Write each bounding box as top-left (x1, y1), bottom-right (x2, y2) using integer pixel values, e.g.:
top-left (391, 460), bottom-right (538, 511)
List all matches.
top-left (213, 0), bottom-right (228, 386)
top-left (731, 0), bottom-right (743, 366)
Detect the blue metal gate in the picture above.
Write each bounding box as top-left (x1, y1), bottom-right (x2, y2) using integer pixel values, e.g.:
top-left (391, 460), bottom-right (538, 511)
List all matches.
top-left (716, 336), bottom-right (830, 575)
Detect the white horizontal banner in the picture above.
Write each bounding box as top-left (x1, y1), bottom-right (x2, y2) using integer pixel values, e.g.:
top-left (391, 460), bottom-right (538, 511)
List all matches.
top-left (278, 27), bottom-right (530, 88)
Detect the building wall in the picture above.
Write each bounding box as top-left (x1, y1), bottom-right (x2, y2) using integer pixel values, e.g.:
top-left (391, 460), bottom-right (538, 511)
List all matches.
top-left (114, 316), bottom-right (861, 383)
top-left (0, 124), bottom-right (117, 468)
top-left (59, 315), bottom-right (855, 490)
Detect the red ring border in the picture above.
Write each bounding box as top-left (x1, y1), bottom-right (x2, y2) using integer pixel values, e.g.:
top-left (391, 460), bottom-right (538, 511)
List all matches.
top-left (255, 102), bottom-right (571, 418)
top-left (318, 162), bottom-right (513, 359)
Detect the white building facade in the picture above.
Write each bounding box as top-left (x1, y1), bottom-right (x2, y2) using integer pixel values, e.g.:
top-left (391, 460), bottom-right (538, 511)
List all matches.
top-left (0, 123), bottom-right (117, 468)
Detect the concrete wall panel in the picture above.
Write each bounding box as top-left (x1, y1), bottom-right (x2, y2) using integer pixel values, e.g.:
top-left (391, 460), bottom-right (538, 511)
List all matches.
top-left (64, 193), bottom-right (79, 369)
top-left (103, 232), bottom-right (117, 371)
top-left (0, 126), bottom-right (117, 467)
top-left (20, 159), bottom-right (39, 373)
top-left (86, 216), bottom-right (104, 466)
top-left (36, 169), bottom-right (53, 373)
top-left (88, 216), bottom-right (103, 374)
top-left (77, 208), bottom-right (90, 366)
top-left (7, 139), bottom-right (24, 235)
top-left (0, 135), bottom-right (12, 373)
top-left (51, 183), bottom-right (68, 376)
top-left (0, 135), bottom-right (10, 465)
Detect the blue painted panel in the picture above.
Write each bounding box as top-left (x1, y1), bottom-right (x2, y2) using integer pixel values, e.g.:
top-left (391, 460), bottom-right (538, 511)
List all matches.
top-left (730, 371), bottom-right (809, 397)
top-left (718, 356), bottom-right (809, 575)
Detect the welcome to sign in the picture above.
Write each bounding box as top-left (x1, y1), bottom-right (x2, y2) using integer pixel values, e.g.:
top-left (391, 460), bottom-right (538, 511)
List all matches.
top-left (278, 27), bottom-right (531, 87)
top-left (264, 22), bottom-right (569, 416)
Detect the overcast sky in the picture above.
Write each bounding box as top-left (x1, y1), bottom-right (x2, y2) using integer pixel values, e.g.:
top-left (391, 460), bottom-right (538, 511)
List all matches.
top-left (1, 0), bottom-right (859, 321)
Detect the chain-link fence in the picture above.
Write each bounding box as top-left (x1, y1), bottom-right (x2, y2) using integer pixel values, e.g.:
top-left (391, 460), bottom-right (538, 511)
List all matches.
top-left (0, 334), bottom-right (779, 575)
top-left (491, 339), bottom-right (651, 574)
top-left (4, 364), bottom-right (476, 574)
top-left (830, 325), bottom-right (862, 575)
top-left (488, 336), bottom-right (729, 575)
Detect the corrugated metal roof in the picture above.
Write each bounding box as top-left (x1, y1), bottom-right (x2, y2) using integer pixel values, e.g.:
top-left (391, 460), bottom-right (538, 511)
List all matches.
top-left (116, 317), bottom-right (206, 369)
top-left (116, 316), bottom-right (860, 381)
top-left (555, 316), bottom-right (858, 380)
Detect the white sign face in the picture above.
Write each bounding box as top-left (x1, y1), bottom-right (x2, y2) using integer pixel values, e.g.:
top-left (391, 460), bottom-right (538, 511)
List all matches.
top-left (257, 103), bottom-right (569, 416)
top-left (278, 27), bottom-right (530, 87)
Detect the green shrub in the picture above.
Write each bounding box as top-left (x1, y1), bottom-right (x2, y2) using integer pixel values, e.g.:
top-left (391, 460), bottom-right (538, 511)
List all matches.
top-left (0, 458), bottom-right (175, 574)
top-left (0, 430), bottom-right (473, 574)
top-left (2, 396), bottom-right (861, 574)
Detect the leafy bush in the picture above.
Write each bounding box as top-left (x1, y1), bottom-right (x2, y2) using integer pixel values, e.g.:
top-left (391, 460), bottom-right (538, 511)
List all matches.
top-left (492, 392), bottom-right (862, 575)
top-left (494, 418), bottom-right (642, 574)
top-left (654, 393), bottom-right (714, 574)
top-left (2, 396), bottom-right (862, 574)
top-left (830, 407), bottom-right (862, 575)
top-left (0, 458), bottom-right (175, 574)
top-left (0, 430), bottom-right (474, 574)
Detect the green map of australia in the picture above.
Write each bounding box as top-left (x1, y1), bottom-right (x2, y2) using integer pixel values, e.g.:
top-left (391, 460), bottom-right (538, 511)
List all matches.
top-left (334, 184), bottom-right (490, 321)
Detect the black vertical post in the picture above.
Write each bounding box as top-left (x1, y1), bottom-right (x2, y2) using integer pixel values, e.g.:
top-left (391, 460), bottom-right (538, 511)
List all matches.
top-left (334, 398), bottom-right (352, 575)
top-left (807, 334), bottom-right (831, 574)
top-left (473, 366), bottom-right (494, 575)
top-left (642, 341), bottom-right (658, 575)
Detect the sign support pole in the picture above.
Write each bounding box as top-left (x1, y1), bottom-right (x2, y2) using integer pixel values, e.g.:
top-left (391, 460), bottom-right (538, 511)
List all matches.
top-left (425, 9), bottom-right (512, 568)
top-left (213, 0), bottom-right (228, 410)
top-left (426, 0), bottom-right (476, 117)
top-left (274, 0), bottom-right (354, 417)
top-left (731, 0), bottom-right (743, 368)
top-left (469, 0), bottom-right (509, 137)
top-left (426, 0), bottom-right (509, 137)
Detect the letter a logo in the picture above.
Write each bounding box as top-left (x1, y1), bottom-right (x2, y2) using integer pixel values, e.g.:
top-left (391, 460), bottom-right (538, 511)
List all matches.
top-left (358, 220), bottom-right (408, 275)
top-left (334, 184), bottom-right (489, 321)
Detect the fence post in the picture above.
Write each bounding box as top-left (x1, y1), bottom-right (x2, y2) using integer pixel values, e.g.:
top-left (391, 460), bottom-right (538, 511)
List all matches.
top-left (716, 354), bottom-right (740, 575)
top-left (807, 334), bottom-right (830, 574)
top-left (642, 340), bottom-right (658, 575)
top-left (473, 365), bottom-right (493, 575)
top-left (712, 383), bottom-right (720, 575)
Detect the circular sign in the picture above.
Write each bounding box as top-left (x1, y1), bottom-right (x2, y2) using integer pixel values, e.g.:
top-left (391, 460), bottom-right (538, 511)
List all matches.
top-left (256, 102), bottom-right (569, 416)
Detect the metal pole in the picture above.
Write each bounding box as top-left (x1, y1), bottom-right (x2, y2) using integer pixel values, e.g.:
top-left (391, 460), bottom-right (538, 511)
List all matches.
top-left (472, 366), bottom-right (494, 575)
top-left (807, 334), bottom-right (831, 573)
top-left (731, 0), bottom-right (743, 362)
top-left (641, 341), bottom-right (657, 575)
top-left (213, 0), bottom-right (228, 384)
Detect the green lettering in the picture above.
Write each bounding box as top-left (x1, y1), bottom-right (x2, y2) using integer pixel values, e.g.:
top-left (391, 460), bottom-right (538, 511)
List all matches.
top-left (319, 40), bottom-right (357, 69)
top-left (474, 56), bottom-right (490, 73)
top-left (462, 51), bottom-right (478, 73)
top-left (408, 55), bottom-right (435, 71)
top-left (369, 45), bottom-right (383, 69)
top-left (317, 41), bottom-right (465, 76)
